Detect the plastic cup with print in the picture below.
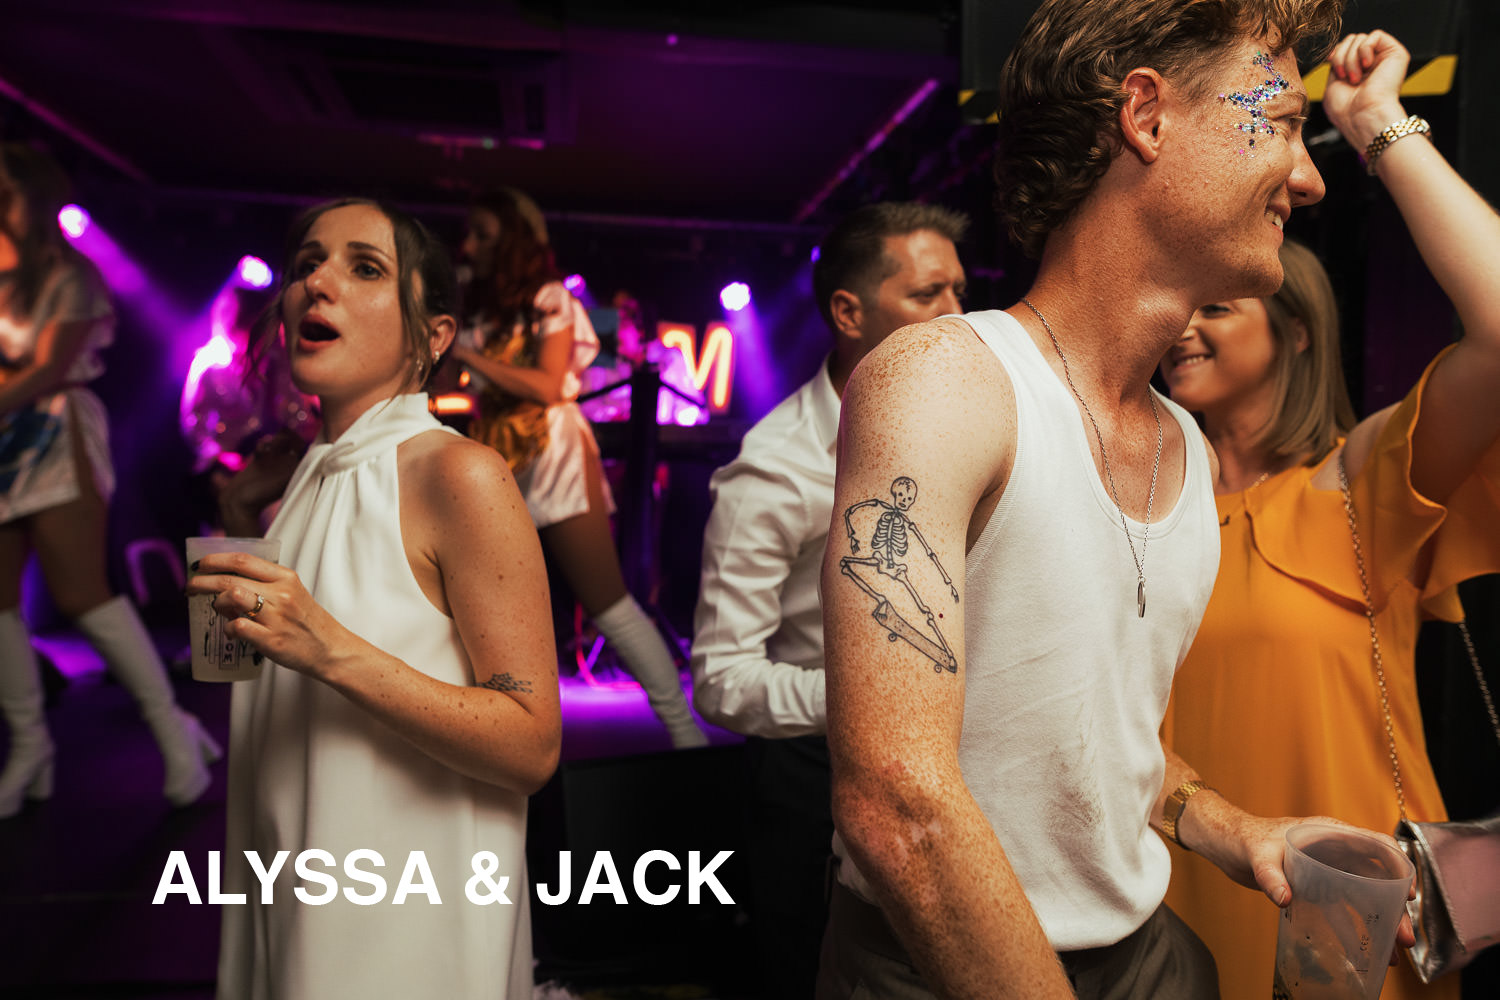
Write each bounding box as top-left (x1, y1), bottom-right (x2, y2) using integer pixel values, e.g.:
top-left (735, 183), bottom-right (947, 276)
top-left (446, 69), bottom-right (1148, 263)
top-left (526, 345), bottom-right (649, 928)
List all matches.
top-left (1272, 823), bottom-right (1414, 1000)
top-left (186, 536), bottom-right (280, 682)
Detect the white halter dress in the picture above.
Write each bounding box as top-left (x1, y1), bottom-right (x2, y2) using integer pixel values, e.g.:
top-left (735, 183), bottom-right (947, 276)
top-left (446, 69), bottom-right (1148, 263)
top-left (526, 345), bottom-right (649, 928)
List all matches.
top-left (217, 393), bottom-right (532, 1000)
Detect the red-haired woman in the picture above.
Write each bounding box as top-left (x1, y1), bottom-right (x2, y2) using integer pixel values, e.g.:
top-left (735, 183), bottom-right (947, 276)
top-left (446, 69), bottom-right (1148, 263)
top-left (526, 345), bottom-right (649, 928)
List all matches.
top-left (451, 188), bottom-right (707, 749)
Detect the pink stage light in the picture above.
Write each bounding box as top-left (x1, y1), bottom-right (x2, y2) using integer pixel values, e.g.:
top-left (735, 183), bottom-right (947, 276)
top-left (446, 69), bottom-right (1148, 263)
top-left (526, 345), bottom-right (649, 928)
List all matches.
top-left (719, 281), bottom-right (751, 312)
top-left (183, 329), bottom-right (237, 406)
top-left (237, 255), bottom-right (273, 289)
top-left (563, 273), bottom-right (586, 294)
top-left (57, 204), bottom-right (90, 239)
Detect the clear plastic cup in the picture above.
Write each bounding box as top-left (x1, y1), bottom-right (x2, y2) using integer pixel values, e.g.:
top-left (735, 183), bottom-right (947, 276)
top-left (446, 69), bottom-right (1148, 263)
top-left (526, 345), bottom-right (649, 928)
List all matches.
top-left (1272, 823), bottom-right (1414, 1000)
top-left (185, 536), bottom-right (280, 682)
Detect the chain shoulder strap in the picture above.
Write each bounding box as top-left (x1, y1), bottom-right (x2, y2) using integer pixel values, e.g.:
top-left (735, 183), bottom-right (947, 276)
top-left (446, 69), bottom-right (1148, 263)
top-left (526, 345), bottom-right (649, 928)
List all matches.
top-left (1337, 455), bottom-right (1409, 820)
top-left (1456, 620), bottom-right (1500, 745)
top-left (1338, 456), bottom-right (1500, 823)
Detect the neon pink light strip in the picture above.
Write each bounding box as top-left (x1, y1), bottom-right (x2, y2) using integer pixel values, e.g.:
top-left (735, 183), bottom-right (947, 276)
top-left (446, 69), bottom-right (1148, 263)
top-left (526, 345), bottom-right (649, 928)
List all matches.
top-left (794, 77), bottom-right (940, 224)
top-left (0, 73), bottom-right (148, 183)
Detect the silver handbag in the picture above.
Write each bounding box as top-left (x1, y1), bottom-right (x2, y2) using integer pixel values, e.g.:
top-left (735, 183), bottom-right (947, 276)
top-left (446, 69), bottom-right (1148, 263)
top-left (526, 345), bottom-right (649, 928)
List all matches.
top-left (1340, 457), bottom-right (1500, 983)
top-left (1396, 812), bottom-right (1500, 981)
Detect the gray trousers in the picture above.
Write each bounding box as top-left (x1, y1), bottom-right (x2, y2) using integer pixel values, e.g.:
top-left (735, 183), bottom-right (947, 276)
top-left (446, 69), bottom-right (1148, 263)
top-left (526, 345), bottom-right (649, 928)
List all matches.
top-left (815, 882), bottom-right (1220, 1000)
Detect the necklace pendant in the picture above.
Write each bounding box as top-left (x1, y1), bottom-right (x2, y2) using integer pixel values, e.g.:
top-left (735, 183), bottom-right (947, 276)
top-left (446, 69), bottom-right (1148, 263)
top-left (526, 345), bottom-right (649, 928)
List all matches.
top-left (1137, 579), bottom-right (1146, 618)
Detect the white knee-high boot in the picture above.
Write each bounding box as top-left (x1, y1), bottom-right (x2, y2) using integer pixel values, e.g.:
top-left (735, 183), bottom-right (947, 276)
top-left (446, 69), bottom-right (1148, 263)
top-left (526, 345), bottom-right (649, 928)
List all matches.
top-left (74, 595), bottom-right (221, 806)
top-left (0, 608), bottom-right (55, 817)
top-left (593, 595), bottom-right (709, 749)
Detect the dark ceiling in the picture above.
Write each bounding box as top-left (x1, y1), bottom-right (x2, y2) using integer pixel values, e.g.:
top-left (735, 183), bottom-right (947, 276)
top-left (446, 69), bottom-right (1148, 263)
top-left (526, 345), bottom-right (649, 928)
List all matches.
top-left (0, 0), bottom-right (964, 226)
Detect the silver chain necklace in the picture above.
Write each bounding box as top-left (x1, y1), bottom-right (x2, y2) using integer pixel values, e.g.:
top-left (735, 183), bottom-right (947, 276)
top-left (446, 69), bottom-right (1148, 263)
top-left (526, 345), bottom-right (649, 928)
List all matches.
top-left (1021, 297), bottom-right (1163, 618)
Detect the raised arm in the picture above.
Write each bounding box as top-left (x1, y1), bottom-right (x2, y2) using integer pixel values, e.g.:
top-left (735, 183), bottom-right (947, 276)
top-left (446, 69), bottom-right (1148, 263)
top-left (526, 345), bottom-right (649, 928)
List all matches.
top-left (189, 434), bottom-right (561, 795)
top-left (691, 463), bottom-right (827, 737)
top-left (822, 319), bottom-right (1073, 999)
top-left (1325, 31), bottom-right (1500, 500)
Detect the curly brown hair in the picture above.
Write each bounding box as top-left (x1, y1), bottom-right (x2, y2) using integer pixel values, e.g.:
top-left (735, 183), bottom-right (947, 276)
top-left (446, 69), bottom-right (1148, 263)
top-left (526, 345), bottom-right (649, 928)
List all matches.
top-left (994, 0), bottom-right (1345, 258)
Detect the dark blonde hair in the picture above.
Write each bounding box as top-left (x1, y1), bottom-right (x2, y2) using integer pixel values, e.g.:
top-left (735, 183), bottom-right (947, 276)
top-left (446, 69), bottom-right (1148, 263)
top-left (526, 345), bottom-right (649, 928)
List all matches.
top-left (1258, 239), bottom-right (1355, 464)
top-left (249, 198), bottom-right (456, 392)
top-left (994, 0), bottom-right (1344, 258)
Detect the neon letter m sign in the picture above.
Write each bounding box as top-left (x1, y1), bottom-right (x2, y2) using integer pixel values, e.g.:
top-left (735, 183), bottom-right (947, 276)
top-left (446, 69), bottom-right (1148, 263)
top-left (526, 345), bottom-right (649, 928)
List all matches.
top-left (657, 321), bottom-right (734, 412)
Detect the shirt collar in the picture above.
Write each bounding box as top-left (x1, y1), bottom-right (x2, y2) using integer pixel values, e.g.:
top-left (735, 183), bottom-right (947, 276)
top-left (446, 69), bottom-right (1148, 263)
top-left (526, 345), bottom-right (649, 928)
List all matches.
top-left (810, 354), bottom-right (842, 456)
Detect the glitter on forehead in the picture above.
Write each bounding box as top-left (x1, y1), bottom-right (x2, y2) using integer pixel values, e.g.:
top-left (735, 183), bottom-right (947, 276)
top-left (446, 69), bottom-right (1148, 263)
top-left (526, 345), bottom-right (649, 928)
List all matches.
top-left (1218, 51), bottom-right (1288, 156)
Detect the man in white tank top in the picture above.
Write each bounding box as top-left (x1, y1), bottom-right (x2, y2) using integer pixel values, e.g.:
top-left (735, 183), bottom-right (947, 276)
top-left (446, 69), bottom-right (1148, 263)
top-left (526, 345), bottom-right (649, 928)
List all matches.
top-left (816, 2), bottom-right (1411, 999)
top-left (692, 202), bottom-right (968, 999)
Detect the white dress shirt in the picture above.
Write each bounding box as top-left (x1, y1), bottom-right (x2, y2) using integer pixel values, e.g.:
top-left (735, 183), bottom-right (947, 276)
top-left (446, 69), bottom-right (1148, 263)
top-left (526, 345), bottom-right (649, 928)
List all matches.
top-left (691, 357), bottom-right (840, 737)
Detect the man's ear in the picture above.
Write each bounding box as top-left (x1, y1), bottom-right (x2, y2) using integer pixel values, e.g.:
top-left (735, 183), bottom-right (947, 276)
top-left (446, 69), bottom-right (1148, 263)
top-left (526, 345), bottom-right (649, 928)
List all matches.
top-left (1119, 68), bottom-right (1168, 163)
top-left (828, 289), bottom-right (864, 341)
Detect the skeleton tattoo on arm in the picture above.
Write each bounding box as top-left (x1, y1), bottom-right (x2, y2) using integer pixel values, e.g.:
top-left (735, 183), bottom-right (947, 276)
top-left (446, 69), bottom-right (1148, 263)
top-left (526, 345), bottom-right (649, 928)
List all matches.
top-left (840, 477), bottom-right (959, 673)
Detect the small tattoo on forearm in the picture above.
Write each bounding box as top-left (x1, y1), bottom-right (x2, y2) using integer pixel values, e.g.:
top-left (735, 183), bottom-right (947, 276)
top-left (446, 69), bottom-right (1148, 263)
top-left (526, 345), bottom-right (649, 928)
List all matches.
top-left (840, 476), bottom-right (959, 674)
top-left (481, 673), bottom-right (533, 694)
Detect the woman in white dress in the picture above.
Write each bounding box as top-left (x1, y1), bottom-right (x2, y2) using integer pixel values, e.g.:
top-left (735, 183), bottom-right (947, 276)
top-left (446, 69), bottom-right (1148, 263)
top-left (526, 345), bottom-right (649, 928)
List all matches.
top-left (190, 199), bottom-right (560, 999)
top-left (451, 187), bottom-right (707, 748)
top-left (0, 142), bottom-right (217, 818)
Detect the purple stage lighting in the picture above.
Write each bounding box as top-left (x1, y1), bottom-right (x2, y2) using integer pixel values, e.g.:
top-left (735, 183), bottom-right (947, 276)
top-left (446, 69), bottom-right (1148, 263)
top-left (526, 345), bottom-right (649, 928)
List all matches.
top-left (810, 246), bottom-right (821, 263)
top-left (237, 255), bottom-right (274, 289)
top-left (57, 204), bottom-right (90, 239)
top-left (719, 281), bottom-right (751, 312)
top-left (563, 273), bottom-right (586, 294)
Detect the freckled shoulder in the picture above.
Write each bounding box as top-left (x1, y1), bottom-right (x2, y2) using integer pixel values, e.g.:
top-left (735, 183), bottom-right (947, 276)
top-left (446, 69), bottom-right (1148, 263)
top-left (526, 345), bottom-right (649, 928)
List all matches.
top-left (398, 431), bottom-right (524, 522)
top-left (843, 316), bottom-right (1016, 490)
top-left (861, 315), bottom-right (999, 378)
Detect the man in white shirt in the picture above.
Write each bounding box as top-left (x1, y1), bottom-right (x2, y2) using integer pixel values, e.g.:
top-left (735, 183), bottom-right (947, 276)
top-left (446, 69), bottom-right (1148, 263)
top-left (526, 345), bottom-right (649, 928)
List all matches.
top-left (692, 202), bottom-right (967, 999)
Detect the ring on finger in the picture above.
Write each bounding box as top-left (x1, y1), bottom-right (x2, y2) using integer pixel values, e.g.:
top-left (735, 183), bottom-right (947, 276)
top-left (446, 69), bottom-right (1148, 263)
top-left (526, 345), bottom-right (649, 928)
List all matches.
top-left (243, 592), bottom-right (265, 622)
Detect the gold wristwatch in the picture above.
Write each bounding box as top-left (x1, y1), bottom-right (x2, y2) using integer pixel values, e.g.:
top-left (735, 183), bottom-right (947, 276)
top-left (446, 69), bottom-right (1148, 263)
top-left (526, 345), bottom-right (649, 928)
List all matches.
top-left (1163, 779), bottom-right (1215, 851)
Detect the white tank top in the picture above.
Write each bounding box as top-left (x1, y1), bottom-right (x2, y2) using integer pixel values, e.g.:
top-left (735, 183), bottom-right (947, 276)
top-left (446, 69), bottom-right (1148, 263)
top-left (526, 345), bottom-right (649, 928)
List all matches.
top-left (836, 309), bottom-right (1219, 950)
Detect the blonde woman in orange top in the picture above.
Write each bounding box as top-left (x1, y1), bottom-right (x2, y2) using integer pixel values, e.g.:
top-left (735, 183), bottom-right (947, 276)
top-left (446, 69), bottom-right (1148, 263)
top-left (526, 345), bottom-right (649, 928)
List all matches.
top-left (1158, 31), bottom-right (1500, 1000)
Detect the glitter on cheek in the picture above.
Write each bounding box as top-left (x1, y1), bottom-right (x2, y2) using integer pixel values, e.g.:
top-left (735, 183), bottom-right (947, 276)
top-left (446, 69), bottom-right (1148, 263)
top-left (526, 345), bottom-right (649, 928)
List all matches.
top-left (1217, 51), bottom-right (1288, 157)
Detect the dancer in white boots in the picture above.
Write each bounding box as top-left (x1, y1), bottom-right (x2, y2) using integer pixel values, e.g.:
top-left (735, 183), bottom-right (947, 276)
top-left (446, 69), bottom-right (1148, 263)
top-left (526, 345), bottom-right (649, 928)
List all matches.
top-left (0, 143), bottom-right (217, 817)
top-left (451, 188), bottom-right (708, 749)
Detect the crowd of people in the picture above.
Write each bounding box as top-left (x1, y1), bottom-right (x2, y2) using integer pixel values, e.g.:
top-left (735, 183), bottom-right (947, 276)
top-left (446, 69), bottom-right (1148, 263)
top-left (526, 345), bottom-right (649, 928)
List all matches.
top-left (0, 0), bottom-right (1496, 997)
